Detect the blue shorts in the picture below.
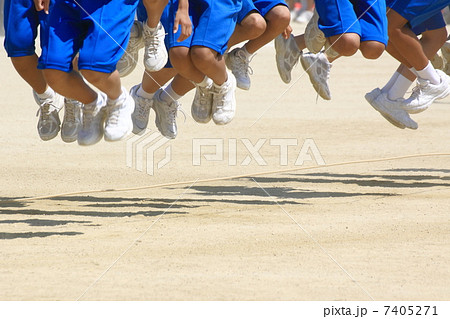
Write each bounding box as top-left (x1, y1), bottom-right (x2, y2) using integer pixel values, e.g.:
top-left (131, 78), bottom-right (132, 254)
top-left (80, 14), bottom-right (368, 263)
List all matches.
top-left (387, 0), bottom-right (450, 29)
top-left (3, 0), bottom-right (51, 57)
top-left (165, 0), bottom-right (242, 56)
top-left (411, 12), bottom-right (446, 35)
top-left (315, 0), bottom-right (388, 46)
top-left (38, 0), bottom-right (139, 73)
top-left (237, 0), bottom-right (259, 24)
top-left (253, 0), bottom-right (288, 17)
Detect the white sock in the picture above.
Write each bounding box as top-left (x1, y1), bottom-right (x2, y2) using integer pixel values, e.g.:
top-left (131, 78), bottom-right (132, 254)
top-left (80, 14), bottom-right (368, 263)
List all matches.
top-left (107, 89), bottom-right (126, 105)
top-left (416, 61), bottom-right (440, 85)
top-left (36, 86), bottom-right (55, 100)
top-left (381, 71), bottom-right (400, 93)
top-left (387, 74), bottom-right (413, 100)
top-left (137, 84), bottom-right (154, 99)
top-left (159, 83), bottom-right (182, 104)
top-left (240, 46), bottom-right (254, 60)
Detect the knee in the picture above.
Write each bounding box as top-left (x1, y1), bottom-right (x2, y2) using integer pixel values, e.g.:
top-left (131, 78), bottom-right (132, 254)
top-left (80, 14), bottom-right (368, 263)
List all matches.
top-left (190, 47), bottom-right (216, 68)
top-left (329, 34), bottom-right (360, 56)
top-left (360, 41), bottom-right (385, 59)
top-left (266, 6), bottom-right (291, 31)
top-left (80, 69), bottom-right (108, 85)
top-left (241, 13), bottom-right (267, 39)
top-left (169, 47), bottom-right (191, 71)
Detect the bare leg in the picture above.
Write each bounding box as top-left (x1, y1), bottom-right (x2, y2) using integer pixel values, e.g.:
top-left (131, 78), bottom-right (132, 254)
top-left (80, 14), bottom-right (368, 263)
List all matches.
top-left (245, 6), bottom-right (290, 54)
top-left (190, 46), bottom-right (227, 85)
top-left (141, 68), bottom-right (178, 94)
top-left (228, 12), bottom-right (266, 48)
top-left (143, 0), bottom-right (168, 28)
top-left (11, 55), bottom-right (47, 94)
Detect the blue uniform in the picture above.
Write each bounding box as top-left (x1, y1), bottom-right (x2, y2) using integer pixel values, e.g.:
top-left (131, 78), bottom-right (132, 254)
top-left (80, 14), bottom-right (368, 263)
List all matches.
top-left (3, 0), bottom-right (51, 57)
top-left (387, 0), bottom-right (450, 30)
top-left (315, 0), bottom-right (388, 46)
top-left (411, 12), bottom-right (446, 35)
top-left (158, 0), bottom-right (242, 56)
top-left (38, 0), bottom-right (139, 73)
top-left (253, 0), bottom-right (287, 17)
top-left (237, 0), bottom-right (287, 24)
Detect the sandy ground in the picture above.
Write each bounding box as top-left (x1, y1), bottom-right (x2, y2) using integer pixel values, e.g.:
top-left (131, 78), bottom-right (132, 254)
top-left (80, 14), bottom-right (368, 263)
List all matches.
top-left (1, 26), bottom-right (450, 301)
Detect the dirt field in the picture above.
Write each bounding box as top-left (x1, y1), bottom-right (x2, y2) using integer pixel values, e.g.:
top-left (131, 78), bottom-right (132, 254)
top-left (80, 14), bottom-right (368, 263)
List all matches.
top-left (1, 30), bottom-right (450, 301)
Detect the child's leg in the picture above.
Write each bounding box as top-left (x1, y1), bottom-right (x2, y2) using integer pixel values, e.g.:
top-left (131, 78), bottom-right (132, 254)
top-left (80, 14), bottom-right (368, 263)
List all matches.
top-left (190, 47), bottom-right (227, 85)
top-left (131, 68), bottom-right (178, 134)
top-left (227, 2), bottom-right (288, 90)
top-left (228, 12), bottom-right (266, 47)
top-left (143, 0), bottom-right (169, 28)
top-left (11, 55), bottom-right (47, 94)
top-left (244, 4), bottom-right (290, 54)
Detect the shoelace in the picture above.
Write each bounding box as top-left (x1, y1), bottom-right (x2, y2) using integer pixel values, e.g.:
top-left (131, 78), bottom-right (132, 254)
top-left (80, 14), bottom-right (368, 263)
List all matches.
top-left (36, 101), bottom-right (59, 123)
top-left (167, 102), bottom-right (186, 124)
top-left (235, 51), bottom-right (254, 78)
top-left (144, 27), bottom-right (166, 58)
top-left (136, 97), bottom-right (152, 121)
top-left (64, 101), bottom-right (77, 123)
top-left (197, 85), bottom-right (213, 106)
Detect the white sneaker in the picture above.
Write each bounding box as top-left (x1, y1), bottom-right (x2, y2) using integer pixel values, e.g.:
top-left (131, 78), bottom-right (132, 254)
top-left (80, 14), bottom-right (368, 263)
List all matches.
top-left (143, 21), bottom-right (168, 72)
top-left (401, 70), bottom-right (450, 113)
top-left (130, 85), bottom-right (153, 134)
top-left (225, 47), bottom-right (252, 90)
top-left (117, 20), bottom-right (144, 77)
top-left (34, 91), bottom-right (62, 141)
top-left (365, 88), bottom-right (405, 129)
top-left (61, 98), bottom-right (82, 143)
top-left (368, 91), bottom-right (417, 129)
top-left (295, 10), bottom-right (313, 24)
top-left (304, 9), bottom-right (326, 54)
top-left (441, 41), bottom-right (450, 75)
top-left (152, 89), bottom-right (179, 139)
top-left (191, 78), bottom-right (213, 124)
top-left (300, 51), bottom-right (332, 100)
top-left (211, 72), bottom-right (236, 125)
top-left (78, 93), bottom-right (106, 146)
top-left (104, 88), bottom-right (135, 142)
top-left (274, 34), bottom-right (302, 84)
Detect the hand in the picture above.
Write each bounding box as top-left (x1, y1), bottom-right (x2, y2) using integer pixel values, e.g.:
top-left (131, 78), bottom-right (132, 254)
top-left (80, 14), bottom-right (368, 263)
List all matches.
top-left (173, 10), bottom-right (192, 42)
top-left (34, 0), bottom-right (50, 14)
top-left (281, 24), bottom-right (293, 39)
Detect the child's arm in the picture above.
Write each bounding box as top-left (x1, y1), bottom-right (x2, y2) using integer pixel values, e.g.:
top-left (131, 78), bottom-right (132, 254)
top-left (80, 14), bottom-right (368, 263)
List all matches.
top-left (34, 0), bottom-right (50, 14)
top-left (173, 0), bottom-right (191, 42)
